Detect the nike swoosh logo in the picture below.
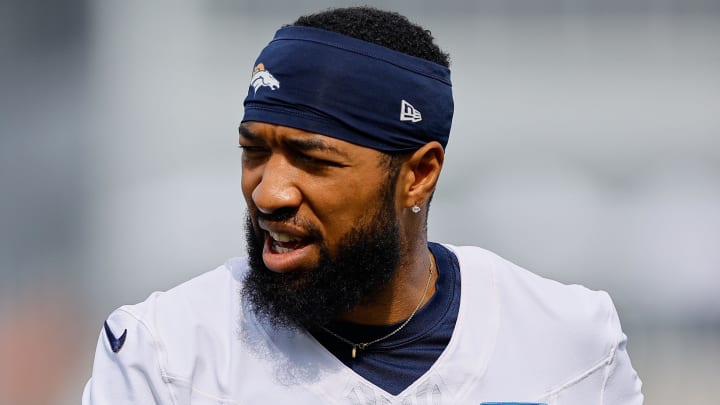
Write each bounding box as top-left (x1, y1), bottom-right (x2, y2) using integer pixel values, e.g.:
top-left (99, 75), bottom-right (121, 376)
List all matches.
top-left (104, 321), bottom-right (127, 353)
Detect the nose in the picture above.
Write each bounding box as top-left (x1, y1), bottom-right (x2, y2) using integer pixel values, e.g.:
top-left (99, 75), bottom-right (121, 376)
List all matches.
top-left (251, 155), bottom-right (302, 215)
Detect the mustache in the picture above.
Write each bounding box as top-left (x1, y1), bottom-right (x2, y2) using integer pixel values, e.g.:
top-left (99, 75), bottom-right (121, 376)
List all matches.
top-left (249, 207), bottom-right (323, 240)
top-left (254, 207), bottom-right (297, 222)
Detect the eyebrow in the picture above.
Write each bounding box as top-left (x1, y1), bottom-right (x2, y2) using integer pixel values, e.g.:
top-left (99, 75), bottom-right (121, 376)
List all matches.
top-left (284, 137), bottom-right (350, 159)
top-left (239, 125), bottom-right (350, 159)
top-left (238, 125), bottom-right (260, 141)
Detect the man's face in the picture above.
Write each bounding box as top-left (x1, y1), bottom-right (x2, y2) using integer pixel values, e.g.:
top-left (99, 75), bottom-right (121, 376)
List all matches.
top-left (239, 122), bottom-right (403, 327)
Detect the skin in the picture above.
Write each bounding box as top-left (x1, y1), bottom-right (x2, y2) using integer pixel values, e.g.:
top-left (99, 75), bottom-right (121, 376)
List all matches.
top-left (239, 121), bottom-right (445, 325)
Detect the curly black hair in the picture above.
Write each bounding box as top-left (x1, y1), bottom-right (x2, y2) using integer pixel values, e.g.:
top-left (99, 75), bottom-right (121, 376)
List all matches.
top-left (292, 6), bottom-right (450, 67)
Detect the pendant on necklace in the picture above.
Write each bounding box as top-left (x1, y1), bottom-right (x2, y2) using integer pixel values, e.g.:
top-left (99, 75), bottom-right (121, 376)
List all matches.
top-left (351, 345), bottom-right (357, 359)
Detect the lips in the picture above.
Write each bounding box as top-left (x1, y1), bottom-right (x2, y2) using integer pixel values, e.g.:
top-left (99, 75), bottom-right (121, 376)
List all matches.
top-left (267, 231), bottom-right (307, 253)
top-left (258, 220), bottom-right (316, 272)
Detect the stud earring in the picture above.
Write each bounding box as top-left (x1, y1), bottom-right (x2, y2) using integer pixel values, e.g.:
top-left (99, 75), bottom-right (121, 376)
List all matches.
top-left (411, 204), bottom-right (421, 214)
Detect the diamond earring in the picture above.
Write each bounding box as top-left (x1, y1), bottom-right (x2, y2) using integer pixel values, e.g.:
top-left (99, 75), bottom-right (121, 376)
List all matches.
top-left (411, 205), bottom-right (421, 214)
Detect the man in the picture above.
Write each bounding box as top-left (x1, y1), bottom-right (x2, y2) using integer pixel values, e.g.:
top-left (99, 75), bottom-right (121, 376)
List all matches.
top-left (84, 7), bottom-right (643, 404)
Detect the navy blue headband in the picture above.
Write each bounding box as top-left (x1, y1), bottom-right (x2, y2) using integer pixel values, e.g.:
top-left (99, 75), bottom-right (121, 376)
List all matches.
top-left (241, 26), bottom-right (453, 152)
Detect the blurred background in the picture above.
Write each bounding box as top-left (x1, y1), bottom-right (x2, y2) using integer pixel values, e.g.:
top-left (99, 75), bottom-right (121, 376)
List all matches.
top-left (1, 0), bottom-right (718, 403)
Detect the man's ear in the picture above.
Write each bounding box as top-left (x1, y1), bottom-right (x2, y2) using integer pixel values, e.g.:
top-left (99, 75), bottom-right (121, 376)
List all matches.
top-left (398, 141), bottom-right (444, 209)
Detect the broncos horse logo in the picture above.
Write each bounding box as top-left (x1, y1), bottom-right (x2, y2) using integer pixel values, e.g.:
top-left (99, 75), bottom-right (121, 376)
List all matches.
top-left (250, 63), bottom-right (280, 94)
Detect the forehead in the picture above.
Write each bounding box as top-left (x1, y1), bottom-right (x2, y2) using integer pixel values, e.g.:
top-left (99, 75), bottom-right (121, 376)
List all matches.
top-left (240, 122), bottom-right (381, 158)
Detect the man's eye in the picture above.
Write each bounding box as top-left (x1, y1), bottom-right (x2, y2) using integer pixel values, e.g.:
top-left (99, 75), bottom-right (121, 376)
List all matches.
top-left (239, 145), bottom-right (266, 154)
top-left (297, 153), bottom-right (324, 164)
top-left (238, 146), bottom-right (269, 160)
top-left (296, 153), bottom-right (343, 168)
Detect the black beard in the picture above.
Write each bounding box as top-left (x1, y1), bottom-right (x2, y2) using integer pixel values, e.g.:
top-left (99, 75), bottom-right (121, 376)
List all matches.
top-left (242, 187), bottom-right (401, 330)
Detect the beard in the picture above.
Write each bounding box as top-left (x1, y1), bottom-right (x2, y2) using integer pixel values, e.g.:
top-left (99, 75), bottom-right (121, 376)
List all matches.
top-left (242, 184), bottom-right (401, 330)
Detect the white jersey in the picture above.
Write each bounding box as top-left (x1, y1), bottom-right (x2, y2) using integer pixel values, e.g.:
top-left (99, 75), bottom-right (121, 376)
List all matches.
top-left (83, 245), bottom-right (643, 404)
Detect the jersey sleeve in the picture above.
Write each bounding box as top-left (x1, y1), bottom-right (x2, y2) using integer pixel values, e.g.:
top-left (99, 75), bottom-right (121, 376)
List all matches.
top-left (82, 307), bottom-right (175, 405)
top-left (601, 294), bottom-right (644, 405)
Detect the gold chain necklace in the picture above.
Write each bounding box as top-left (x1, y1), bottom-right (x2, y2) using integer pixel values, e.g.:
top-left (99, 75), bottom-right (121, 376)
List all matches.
top-left (319, 255), bottom-right (435, 359)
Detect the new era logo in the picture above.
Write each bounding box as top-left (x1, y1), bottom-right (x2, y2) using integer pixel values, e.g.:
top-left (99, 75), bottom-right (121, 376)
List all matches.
top-left (400, 100), bottom-right (422, 123)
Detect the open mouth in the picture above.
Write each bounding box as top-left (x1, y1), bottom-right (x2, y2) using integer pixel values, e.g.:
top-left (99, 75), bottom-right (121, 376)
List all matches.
top-left (260, 228), bottom-right (316, 273)
top-left (267, 231), bottom-right (309, 253)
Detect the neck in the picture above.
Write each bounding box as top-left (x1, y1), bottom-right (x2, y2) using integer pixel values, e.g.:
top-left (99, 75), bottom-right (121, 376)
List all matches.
top-left (336, 241), bottom-right (437, 325)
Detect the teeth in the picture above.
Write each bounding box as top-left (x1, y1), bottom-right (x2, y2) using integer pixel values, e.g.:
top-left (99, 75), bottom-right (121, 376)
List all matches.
top-left (274, 245), bottom-right (293, 254)
top-left (268, 231), bottom-right (298, 243)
